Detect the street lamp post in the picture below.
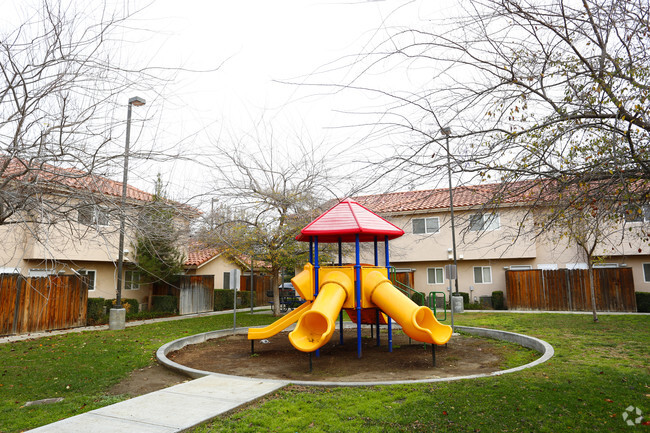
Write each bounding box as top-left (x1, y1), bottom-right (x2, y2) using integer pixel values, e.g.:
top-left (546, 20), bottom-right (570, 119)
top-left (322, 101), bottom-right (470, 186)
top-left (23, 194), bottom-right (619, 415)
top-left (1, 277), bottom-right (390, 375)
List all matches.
top-left (440, 126), bottom-right (459, 295)
top-left (110, 96), bottom-right (146, 331)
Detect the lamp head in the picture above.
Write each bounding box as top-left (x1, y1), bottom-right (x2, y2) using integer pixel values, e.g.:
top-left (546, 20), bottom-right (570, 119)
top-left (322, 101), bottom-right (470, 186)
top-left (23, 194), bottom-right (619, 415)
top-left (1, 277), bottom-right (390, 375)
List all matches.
top-left (128, 96), bottom-right (146, 107)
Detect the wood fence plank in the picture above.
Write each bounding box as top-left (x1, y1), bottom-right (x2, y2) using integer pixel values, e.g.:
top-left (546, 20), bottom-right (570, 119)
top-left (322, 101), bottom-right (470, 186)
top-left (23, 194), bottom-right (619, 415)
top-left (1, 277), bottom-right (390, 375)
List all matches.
top-left (505, 268), bottom-right (636, 312)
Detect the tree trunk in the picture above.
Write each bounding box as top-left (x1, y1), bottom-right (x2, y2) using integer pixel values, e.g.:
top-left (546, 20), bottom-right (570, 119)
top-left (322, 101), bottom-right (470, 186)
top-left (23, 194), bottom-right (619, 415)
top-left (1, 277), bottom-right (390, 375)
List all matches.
top-left (588, 266), bottom-right (598, 322)
top-left (271, 271), bottom-right (281, 316)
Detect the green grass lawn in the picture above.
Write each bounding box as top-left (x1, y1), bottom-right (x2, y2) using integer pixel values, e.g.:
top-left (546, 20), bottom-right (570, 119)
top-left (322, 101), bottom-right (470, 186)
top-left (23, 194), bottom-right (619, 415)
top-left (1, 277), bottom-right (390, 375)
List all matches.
top-left (189, 313), bottom-right (650, 433)
top-left (0, 312), bottom-right (276, 433)
top-left (1, 313), bottom-right (648, 432)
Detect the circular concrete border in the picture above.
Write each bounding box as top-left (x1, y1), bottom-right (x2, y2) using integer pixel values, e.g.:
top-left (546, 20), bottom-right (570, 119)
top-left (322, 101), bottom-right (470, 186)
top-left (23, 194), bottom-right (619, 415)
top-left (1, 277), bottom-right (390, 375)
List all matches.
top-left (157, 325), bottom-right (554, 387)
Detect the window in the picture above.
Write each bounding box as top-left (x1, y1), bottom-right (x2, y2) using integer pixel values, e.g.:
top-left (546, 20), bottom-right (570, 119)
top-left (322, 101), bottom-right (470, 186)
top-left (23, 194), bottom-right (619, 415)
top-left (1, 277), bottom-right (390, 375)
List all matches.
top-left (125, 270), bottom-right (140, 290)
top-left (223, 271), bottom-right (230, 290)
top-left (593, 263), bottom-right (618, 268)
top-left (473, 266), bottom-right (492, 284)
top-left (28, 269), bottom-right (55, 277)
top-left (509, 265), bottom-right (532, 271)
top-left (469, 213), bottom-right (500, 231)
top-left (0, 267), bottom-right (20, 274)
top-left (412, 217), bottom-right (440, 234)
top-left (427, 267), bottom-right (445, 284)
top-left (644, 264), bottom-right (650, 283)
top-left (78, 206), bottom-right (109, 226)
top-left (623, 204), bottom-right (650, 223)
top-left (537, 264), bottom-right (558, 270)
top-left (566, 263), bottom-right (588, 270)
top-left (78, 269), bottom-right (96, 291)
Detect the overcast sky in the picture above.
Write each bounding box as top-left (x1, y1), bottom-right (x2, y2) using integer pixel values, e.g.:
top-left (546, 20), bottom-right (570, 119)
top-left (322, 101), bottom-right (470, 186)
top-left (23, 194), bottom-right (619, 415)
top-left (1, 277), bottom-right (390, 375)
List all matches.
top-left (117, 0), bottom-right (456, 202)
top-left (3, 0), bottom-right (455, 205)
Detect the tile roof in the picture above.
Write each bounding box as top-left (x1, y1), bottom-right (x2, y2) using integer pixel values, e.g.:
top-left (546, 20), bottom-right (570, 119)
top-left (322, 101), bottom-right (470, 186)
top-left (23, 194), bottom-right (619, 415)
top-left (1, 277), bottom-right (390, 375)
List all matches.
top-left (185, 247), bottom-right (222, 267)
top-left (2, 157), bottom-right (154, 202)
top-left (353, 181), bottom-right (537, 214)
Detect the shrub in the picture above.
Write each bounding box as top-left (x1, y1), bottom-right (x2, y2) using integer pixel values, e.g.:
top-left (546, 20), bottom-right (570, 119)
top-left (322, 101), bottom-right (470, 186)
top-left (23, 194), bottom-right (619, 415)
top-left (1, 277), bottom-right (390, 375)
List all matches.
top-left (636, 292), bottom-right (650, 313)
top-left (214, 289), bottom-right (235, 311)
top-left (458, 292), bottom-right (470, 305)
top-left (492, 290), bottom-right (506, 310)
top-left (152, 295), bottom-right (178, 313)
top-left (105, 298), bottom-right (139, 313)
top-left (87, 297), bottom-right (105, 325)
top-left (214, 289), bottom-right (255, 310)
top-left (238, 290), bottom-right (255, 309)
top-left (410, 291), bottom-right (426, 306)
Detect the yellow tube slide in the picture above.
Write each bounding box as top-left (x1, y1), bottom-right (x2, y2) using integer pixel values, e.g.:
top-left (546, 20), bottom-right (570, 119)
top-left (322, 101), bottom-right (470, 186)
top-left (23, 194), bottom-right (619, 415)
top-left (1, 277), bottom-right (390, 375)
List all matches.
top-left (288, 270), bottom-right (352, 352)
top-left (364, 270), bottom-right (452, 345)
top-left (247, 301), bottom-right (313, 340)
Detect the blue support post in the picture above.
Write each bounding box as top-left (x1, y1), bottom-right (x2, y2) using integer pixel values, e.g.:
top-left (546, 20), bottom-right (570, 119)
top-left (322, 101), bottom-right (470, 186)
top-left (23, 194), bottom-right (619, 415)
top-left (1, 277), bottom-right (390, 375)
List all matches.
top-left (355, 234), bottom-right (362, 358)
top-left (374, 236), bottom-right (380, 347)
top-left (376, 308), bottom-right (380, 346)
top-left (314, 236), bottom-right (320, 358)
top-left (309, 237), bottom-right (313, 264)
top-left (374, 237), bottom-right (378, 266)
top-left (339, 236), bottom-right (344, 345)
top-left (385, 235), bottom-right (392, 353)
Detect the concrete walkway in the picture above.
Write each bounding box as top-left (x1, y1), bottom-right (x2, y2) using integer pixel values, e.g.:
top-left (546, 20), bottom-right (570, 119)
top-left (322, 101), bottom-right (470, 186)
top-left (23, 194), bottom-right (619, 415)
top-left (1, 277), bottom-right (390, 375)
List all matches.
top-left (28, 375), bottom-right (287, 433)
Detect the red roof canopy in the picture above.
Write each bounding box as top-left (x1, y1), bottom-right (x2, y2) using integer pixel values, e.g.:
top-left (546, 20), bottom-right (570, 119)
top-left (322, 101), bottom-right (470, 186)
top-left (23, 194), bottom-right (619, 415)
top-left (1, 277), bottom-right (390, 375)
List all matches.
top-left (296, 198), bottom-right (405, 243)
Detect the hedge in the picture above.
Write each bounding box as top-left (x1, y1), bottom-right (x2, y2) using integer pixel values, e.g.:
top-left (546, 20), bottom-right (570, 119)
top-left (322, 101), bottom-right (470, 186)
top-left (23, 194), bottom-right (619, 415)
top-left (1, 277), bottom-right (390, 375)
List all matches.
top-left (103, 298), bottom-right (139, 314)
top-left (636, 292), bottom-right (650, 313)
top-left (214, 289), bottom-right (254, 311)
top-left (410, 291), bottom-right (426, 306)
top-left (151, 295), bottom-right (178, 313)
top-left (492, 290), bottom-right (506, 310)
top-left (87, 297), bottom-right (105, 324)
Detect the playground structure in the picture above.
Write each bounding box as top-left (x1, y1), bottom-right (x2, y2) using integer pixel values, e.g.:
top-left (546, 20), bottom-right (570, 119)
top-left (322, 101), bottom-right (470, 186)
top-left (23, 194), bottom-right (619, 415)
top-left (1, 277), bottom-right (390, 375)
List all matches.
top-left (248, 199), bottom-right (452, 358)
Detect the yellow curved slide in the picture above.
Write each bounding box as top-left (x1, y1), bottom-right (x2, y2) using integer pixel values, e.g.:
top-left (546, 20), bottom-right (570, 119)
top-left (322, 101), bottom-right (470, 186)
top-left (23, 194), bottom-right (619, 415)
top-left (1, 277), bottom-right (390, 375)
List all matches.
top-left (288, 270), bottom-right (352, 352)
top-left (247, 301), bottom-right (313, 340)
top-left (364, 270), bottom-right (452, 345)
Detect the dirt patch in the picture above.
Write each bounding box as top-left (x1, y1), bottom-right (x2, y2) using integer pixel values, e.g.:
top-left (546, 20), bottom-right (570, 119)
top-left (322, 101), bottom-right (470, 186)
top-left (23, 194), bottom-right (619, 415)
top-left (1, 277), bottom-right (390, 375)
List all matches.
top-left (107, 364), bottom-right (189, 397)
top-left (168, 331), bottom-right (510, 382)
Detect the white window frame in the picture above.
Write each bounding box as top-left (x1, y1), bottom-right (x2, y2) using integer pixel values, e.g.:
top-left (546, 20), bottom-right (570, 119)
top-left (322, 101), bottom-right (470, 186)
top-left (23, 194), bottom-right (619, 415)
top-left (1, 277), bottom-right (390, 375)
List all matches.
top-left (78, 206), bottom-right (109, 227)
top-left (412, 217), bottom-right (440, 234)
top-left (509, 265), bottom-right (532, 271)
top-left (473, 266), bottom-right (492, 284)
top-left (593, 263), bottom-right (618, 268)
top-left (537, 264), bottom-right (558, 270)
top-left (124, 270), bottom-right (141, 290)
top-left (223, 271), bottom-right (231, 290)
top-left (643, 263), bottom-right (650, 283)
top-left (78, 269), bottom-right (97, 291)
top-left (0, 267), bottom-right (20, 274)
top-left (566, 263), bottom-right (588, 270)
top-left (469, 213), bottom-right (500, 232)
top-left (427, 267), bottom-right (445, 284)
top-left (28, 269), bottom-right (55, 277)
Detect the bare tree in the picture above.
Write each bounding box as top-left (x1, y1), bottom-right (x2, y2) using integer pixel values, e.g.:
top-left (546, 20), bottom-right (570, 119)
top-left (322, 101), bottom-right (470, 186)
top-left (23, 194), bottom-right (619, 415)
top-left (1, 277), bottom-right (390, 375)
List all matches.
top-left (0, 0), bottom-right (201, 277)
top-left (200, 124), bottom-right (336, 316)
top-left (0, 1), bottom-right (170, 233)
top-left (323, 0), bottom-right (649, 225)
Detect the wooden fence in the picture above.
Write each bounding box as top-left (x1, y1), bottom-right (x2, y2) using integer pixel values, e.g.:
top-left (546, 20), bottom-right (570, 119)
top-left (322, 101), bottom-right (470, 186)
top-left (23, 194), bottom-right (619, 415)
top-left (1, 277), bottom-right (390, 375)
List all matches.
top-left (179, 275), bottom-right (214, 315)
top-left (241, 274), bottom-right (272, 306)
top-left (505, 268), bottom-right (637, 312)
top-left (0, 274), bottom-right (88, 336)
